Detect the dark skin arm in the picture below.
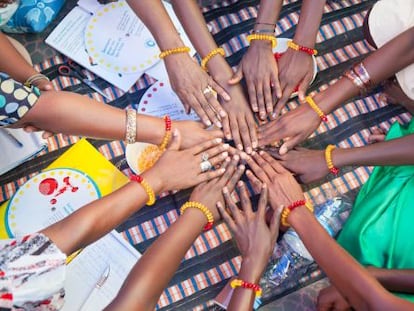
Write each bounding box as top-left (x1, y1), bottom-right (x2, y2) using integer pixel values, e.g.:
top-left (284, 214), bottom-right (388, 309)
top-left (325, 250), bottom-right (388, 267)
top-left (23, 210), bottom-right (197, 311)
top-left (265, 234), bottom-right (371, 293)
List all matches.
top-left (105, 156), bottom-right (245, 311)
top-left (259, 26), bottom-right (414, 154)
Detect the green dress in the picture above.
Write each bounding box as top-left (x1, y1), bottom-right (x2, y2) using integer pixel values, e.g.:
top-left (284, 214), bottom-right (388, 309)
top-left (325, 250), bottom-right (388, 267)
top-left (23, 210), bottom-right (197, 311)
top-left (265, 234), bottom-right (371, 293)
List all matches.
top-left (337, 120), bottom-right (414, 302)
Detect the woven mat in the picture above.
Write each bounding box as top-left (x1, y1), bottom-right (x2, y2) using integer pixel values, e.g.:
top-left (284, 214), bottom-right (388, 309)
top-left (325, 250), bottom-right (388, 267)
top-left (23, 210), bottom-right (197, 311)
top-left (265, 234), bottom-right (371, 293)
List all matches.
top-left (0, 0), bottom-right (412, 310)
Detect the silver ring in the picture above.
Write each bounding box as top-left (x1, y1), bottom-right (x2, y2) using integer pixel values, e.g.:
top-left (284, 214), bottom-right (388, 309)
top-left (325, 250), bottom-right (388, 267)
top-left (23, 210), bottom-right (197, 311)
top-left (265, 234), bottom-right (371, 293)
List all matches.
top-left (202, 85), bottom-right (214, 96)
top-left (200, 160), bottom-right (213, 172)
top-left (201, 152), bottom-right (209, 161)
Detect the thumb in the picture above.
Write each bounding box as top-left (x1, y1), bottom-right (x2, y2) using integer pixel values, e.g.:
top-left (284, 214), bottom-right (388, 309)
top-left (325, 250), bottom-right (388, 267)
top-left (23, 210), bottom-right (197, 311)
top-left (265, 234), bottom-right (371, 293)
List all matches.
top-left (167, 129), bottom-right (181, 151)
top-left (228, 66), bottom-right (244, 85)
top-left (297, 75), bottom-right (312, 102)
top-left (279, 136), bottom-right (301, 155)
top-left (270, 204), bottom-right (283, 239)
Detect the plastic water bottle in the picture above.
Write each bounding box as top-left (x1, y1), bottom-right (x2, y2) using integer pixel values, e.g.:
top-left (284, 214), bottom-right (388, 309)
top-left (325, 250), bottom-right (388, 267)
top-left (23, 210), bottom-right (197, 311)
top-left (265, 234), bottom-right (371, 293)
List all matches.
top-left (258, 197), bottom-right (352, 300)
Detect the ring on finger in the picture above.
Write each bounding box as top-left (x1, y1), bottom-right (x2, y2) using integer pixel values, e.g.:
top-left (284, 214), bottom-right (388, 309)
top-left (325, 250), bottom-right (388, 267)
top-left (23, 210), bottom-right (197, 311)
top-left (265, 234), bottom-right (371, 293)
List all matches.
top-left (201, 152), bottom-right (209, 161)
top-left (200, 160), bottom-right (213, 173)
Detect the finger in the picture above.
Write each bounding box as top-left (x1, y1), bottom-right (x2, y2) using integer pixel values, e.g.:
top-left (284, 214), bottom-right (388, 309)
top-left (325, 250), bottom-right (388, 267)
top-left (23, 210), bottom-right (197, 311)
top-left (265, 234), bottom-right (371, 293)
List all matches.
top-left (217, 201), bottom-right (237, 231)
top-left (273, 86), bottom-right (291, 118)
top-left (229, 116), bottom-right (243, 151)
top-left (246, 79), bottom-right (258, 113)
top-left (223, 186), bottom-right (242, 223)
top-left (221, 114), bottom-right (232, 141)
top-left (258, 150), bottom-right (289, 175)
top-left (167, 129), bottom-right (181, 151)
top-left (207, 150), bottom-right (229, 168)
top-left (264, 80), bottom-right (274, 117)
top-left (256, 83), bottom-right (267, 120)
top-left (196, 142), bottom-right (230, 159)
top-left (238, 181), bottom-right (253, 215)
top-left (189, 94), bottom-right (212, 127)
top-left (252, 151), bottom-right (278, 179)
top-left (279, 135), bottom-right (302, 155)
top-left (210, 79), bottom-right (231, 102)
top-left (224, 163), bottom-right (246, 194)
top-left (271, 72), bottom-right (282, 99)
top-left (247, 114), bottom-right (258, 150)
top-left (256, 184), bottom-right (268, 219)
top-left (191, 137), bottom-right (223, 155)
top-left (204, 94), bottom-right (225, 128)
top-left (42, 131), bottom-right (53, 139)
top-left (215, 155), bottom-right (239, 185)
top-left (270, 198), bottom-right (283, 238)
top-left (228, 67), bottom-right (244, 85)
top-left (245, 169), bottom-right (262, 194)
top-left (245, 153), bottom-right (271, 184)
top-left (196, 92), bottom-right (220, 127)
top-left (297, 74), bottom-right (313, 102)
top-left (183, 102), bottom-right (191, 115)
top-left (238, 116), bottom-right (254, 154)
top-left (197, 161), bottom-right (227, 183)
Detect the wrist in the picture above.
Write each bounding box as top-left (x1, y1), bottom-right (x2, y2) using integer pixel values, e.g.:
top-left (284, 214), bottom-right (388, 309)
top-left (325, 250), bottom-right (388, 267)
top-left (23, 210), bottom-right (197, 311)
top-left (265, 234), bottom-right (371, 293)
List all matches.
top-left (239, 256), bottom-right (267, 283)
top-left (136, 115), bottom-right (165, 145)
top-left (141, 169), bottom-right (163, 196)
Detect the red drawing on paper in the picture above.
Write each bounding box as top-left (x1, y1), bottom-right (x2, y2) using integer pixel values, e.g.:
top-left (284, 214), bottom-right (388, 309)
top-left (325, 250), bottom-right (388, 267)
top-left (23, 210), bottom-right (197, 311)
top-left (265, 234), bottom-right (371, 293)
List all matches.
top-left (38, 176), bottom-right (79, 205)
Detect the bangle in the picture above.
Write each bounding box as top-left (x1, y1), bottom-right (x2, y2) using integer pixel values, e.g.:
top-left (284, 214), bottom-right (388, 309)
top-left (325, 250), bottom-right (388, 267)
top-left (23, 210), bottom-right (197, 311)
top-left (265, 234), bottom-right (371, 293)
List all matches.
top-left (159, 115), bottom-right (172, 151)
top-left (230, 279), bottom-right (262, 298)
top-left (255, 21), bottom-right (276, 27)
top-left (281, 200), bottom-right (314, 227)
top-left (324, 144), bottom-right (339, 175)
top-left (201, 47), bottom-right (225, 71)
top-left (343, 69), bottom-right (365, 91)
top-left (253, 28), bottom-right (275, 35)
top-left (24, 73), bottom-right (50, 87)
top-left (246, 34), bottom-right (277, 49)
top-left (287, 40), bottom-right (318, 56)
top-left (130, 175), bottom-right (156, 206)
top-left (159, 46), bottom-right (191, 59)
top-left (180, 201), bottom-right (214, 231)
top-left (125, 109), bottom-right (137, 144)
top-left (353, 62), bottom-right (372, 89)
top-left (305, 96), bottom-right (328, 122)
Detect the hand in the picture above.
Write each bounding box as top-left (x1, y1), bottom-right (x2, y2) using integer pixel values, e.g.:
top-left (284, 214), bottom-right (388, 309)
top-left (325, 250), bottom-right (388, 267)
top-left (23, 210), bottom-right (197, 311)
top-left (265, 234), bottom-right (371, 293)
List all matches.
top-left (174, 120), bottom-right (223, 149)
top-left (228, 41), bottom-right (281, 120)
top-left (23, 126), bottom-right (54, 139)
top-left (189, 155), bottom-right (245, 220)
top-left (258, 104), bottom-right (320, 154)
top-left (145, 130), bottom-right (230, 193)
top-left (317, 285), bottom-right (352, 311)
top-left (164, 54), bottom-right (230, 128)
top-left (268, 147), bottom-right (328, 184)
top-left (220, 83), bottom-right (258, 154)
top-left (274, 49), bottom-right (315, 116)
top-left (0, 0), bottom-right (15, 8)
top-left (245, 151), bottom-right (305, 210)
top-left (218, 182), bottom-right (281, 274)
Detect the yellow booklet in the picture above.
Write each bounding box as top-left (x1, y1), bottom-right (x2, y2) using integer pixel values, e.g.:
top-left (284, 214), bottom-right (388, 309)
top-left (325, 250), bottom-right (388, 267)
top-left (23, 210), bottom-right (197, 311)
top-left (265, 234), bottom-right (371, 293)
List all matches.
top-left (0, 139), bottom-right (128, 238)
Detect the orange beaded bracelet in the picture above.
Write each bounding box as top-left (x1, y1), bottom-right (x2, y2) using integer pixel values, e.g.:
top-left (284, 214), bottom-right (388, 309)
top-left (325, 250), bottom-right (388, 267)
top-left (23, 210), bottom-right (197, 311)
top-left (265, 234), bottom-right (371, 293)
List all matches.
top-left (246, 33), bottom-right (277, 48)
top-left (281, 200), bottom-right (314, 227)
top-left (287, 40), bottom-right (318, 56)
top-left (305, 96), bottom-right (328, 122)
top-left (230, 279), bottom-right (262, 297)
top-left (130, 175), bottom-right (156, 206)
top-left (180, 201), bottom-right (214, 231)
top-left (201, 47), bottom-right (225, 71)
top-left (159, 46), bottom-right (191, 59)
top-left (325, 144), bottom-right (339, 175)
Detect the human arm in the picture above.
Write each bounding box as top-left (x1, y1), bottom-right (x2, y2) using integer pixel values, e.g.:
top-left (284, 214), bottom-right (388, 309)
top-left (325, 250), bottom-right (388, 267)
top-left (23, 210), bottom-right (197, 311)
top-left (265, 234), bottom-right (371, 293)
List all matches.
top-left (258, 26), bottom-right (414, 153)
top-left (246, 151), bottom-right (414, 311)
top-left (105, 156), bottom-right (245, 311)
top-left (126, 0), bottom-right (229, 128)
top-left (228, 0), bottom-right (283, 120)
top-left (41, 133), bottom-right (229, 255)
top-left (171, 0), bottom-right (258, 153)
top-left (217, 182), bottom-right (281, 311)
top-left (0, 33), bottom-right (52, 90)
top-left (270, 133), bottom-right (414, 183)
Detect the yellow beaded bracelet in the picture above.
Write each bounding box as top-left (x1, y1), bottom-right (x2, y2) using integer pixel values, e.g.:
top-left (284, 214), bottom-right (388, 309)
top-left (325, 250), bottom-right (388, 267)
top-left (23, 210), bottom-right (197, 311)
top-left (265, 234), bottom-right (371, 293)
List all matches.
top-left (305, 96), bottom-right (328, 122)
top-left (281, 200), bottom-right (314, 227)
top-left (246, 33), bottom-right (277, 48)
top-left (130, 175), bottom-right (156, 206)
top-left (201, 47), bottom-right (226, 71)
top-left (180, 201), bottom-right (214, 231)
top-left (230, 279), bottom-right (262, 297)
top-left (159, 46), bottom-right (191, 59)
top-left (287, 40), bottom-right (318, 56)
top-left (325, 144), bottom-right (340, 175)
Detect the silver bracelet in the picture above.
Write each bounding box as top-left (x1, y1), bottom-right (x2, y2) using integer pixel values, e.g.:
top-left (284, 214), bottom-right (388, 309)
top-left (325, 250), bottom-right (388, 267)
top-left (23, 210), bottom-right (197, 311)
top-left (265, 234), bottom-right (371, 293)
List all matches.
top-left (125, 109), bottom-right (137, 144)
top-left (24, 73), bottom-right (50, 87)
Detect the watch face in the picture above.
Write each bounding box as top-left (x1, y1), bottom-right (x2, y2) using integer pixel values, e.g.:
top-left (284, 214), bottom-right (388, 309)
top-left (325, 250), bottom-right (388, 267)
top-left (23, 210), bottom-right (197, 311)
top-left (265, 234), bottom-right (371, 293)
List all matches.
top-left (6, 168), bottom-right (100, 237)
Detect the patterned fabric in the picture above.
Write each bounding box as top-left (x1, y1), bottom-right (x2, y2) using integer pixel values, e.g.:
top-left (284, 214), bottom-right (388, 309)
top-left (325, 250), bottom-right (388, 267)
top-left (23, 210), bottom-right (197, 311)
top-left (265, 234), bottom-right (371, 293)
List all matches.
top-left (0, 72), bottom-right (40, 127)
top-left (0, 233), bottom-right (66, 310)
top-left (0, 0), bottom-right (412, 310)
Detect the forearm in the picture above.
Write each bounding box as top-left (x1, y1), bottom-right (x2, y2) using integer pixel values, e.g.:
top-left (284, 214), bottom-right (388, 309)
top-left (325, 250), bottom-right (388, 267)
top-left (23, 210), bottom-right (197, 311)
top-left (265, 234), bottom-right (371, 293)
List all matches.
top-left (318, 27), bottom-right (414, 114)
top-left (333, 134), bottom-right (414, 167)
top-left (14, 90), bottom-right (166, 144)
top-left (368, 267), bottom-right (414, 294)
top-left (105, 209), bottom-right (206, 311)
top-left (0, 33), bottom-right (38, 82)
top-left (42, 170), bottom-right (163, 255)
top-left (293, 0), bottom-right (326, 48)
top-left (254, 0), bottom-right (283, 31)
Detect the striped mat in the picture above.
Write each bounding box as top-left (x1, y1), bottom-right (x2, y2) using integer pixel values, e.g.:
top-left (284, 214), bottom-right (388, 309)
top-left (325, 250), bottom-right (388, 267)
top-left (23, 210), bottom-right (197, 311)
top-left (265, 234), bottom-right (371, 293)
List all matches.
top-left (0, 0), bottom-right (412, 310)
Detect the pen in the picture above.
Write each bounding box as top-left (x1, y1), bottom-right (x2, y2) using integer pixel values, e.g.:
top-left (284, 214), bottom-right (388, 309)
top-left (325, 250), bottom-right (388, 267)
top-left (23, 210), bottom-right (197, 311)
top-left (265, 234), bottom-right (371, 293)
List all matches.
top-left (2, 129), bottom-right (23, 147)
top-left (66, 248), bottom-right (83, 265)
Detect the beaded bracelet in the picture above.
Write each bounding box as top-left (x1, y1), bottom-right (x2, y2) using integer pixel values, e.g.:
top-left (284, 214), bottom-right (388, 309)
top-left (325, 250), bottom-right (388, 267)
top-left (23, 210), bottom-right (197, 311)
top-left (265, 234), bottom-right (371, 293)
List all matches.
top-left (287, 40), bottom-right (318, 56)
top-left (180, 201), bottom-right (214, 231)
top-left (281, 200), bottom-right (314, 227)
top-left (125, 109), bottom-right (137, 144)
top-left (201, 47), bottom-right (225, 71)
top-left (343, 69), bottom-right (365, 90)
top-left (130, 174), bottom-right (156, 206)
top-left (305, 96), bottom-right (328, 122)
top-left (159, 115), bottom-right (172, 151)
top-left (159, 46), bottom-right (191, 59)
top-left (24, 73), bottom-right (50, 87)
top-left (325, 144), bottom-right (340, 175)
top-left (230, 279), bottom-right (262, 298)
top-left (246, 34), bottom-right (277, 48)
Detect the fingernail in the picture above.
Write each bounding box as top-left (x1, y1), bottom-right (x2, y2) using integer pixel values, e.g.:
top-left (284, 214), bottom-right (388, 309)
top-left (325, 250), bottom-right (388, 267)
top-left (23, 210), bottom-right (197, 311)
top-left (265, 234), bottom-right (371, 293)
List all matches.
top-left (216, 121), bottom-right (222, 128)
top-left (223, 187), bottom-right (228, 193)
top-left (238, 165), bottom-right (245, 171)
top-left (223, 94), bottom-right (231, 101)
top-left (237, 181), bottom-right (243, 186)
top-left (252, 141), bottom-right (258, 149)
top-left (262, 183), bottom-right (267, 189)
top-left (216, 201), bottom-right (223, 208)
top-left (246, 147), bottom-right (252, 154)
top-left (173, 128), bottom-right (179, 136)
top-left (233, 155), bottom-right (240, 161)
top-left (220, 167), bottom-right (226, 173)
top-left (222, 152), bottom-right (228, 158)
top-left (259, 150), bottom-right (265, 155)
top-left (226, 134), bottom-right (231, 140)
top-left (225, 157), bottom-right (231, 162)
top-left (215, 138), bottom-right (222, 143)
top-left (223, 144), bottom-right (229, 149)
top-left (272, 112), bottom-right (277, 119)
top-left (251, 151), bottom-right (256, 156)
top-left (220, 110), bottom-right (227, 117)
top-left (206, 120), bottom-right (212, 126)
top-left (237, 144), bottom-right (243, 150)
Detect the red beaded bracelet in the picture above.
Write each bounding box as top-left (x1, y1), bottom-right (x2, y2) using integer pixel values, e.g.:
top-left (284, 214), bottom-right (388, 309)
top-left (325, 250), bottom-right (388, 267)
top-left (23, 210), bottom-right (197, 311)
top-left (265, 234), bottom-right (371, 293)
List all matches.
top-left (287, 40), bottom-right (318, 56)
top-left (230, 279), bottom-right (262, 297)
top-left (281, 200), bottom-right (314, 227)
